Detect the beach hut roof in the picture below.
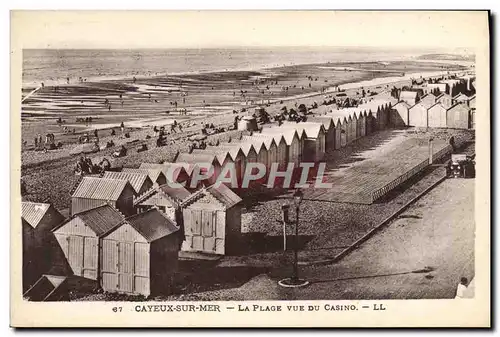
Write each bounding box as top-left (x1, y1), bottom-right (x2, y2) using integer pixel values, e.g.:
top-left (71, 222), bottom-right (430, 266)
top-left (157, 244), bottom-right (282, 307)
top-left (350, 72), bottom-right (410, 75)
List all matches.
top-left (251, 133), bottom-right (278, 150)
top-left (102, 171), bottom-right (151, 194)
top-left (453, 93), bottom-right (469, 100)
top-left (420, 93), bottom-right (436, 99)
top-left (260, 127), bottom-right (299, 145)
top-left (306, 116), bottom-right (335, 129)
top-left (122, 167), bottom-right (165, 183)
top-left (182, 183), bottom-right (242, 209)
top-left (428, 102), bottom-right (446, 110)
top-left (22, 202), bottom-right (52, 229)
top-left (54, 204), bottom-right (125, 236)
top-left (393, 101), bottom-right (411, 109)
top-left (72, 177), bottom-right (131, 201)
top-left (134, 183), bottom-right (191, 207)
top-left (400, 91), bottom-right (418, 100)
top-left (435, 92), bottom-right (451, 100)
top-left (125, 209), bottom-right (179, 242)
top-left (175, 152), bottom-right (220, 165)
top-left (139, 162), bottom-right (186, 181)
top-left (282, 122), bottom-right (325, 139)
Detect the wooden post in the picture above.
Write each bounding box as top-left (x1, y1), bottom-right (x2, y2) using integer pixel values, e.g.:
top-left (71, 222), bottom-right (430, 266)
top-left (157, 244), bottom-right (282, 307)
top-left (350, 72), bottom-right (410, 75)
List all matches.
top-left (429, 138), bottom-right (434, 164)
top-left (281, 204), bottom-right (290, 251)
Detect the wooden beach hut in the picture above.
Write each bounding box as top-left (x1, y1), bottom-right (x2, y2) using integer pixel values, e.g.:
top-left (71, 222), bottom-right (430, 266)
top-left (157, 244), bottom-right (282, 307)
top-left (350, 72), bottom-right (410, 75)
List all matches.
top-left (436, 93), bottom-right (453, 109)
top-left (134, 183), bottom-right (191, 222)
top-left (391, 102), bottom-right (410, 127)
top-left (469, 95), bottom-right (476, 110)
top-left (102, 171), bottom-right (153, 196)
top-left (22, 202), bottom-right (65, 291)
top-left (419, 93), bottom-right (437, 108)
top-left (261, 127), bottom-right (303, 166)
top-left (408, 102), bottom-right (429, 128)
top-left (427, 103), bottom-right (448, 128)
top-left (252, 133), bottom-right (285, 170)
top-left (283, 122), bottom-right (326, 162)
top-left (452, 93), bottom-right (470, 106)
top-left (446, 103), bottom-right (470, 129)
top-left (365, 111), bottom-right (375, 135)
top-left (52, 204), bottom-right (125, 281)
top-left (306, 116), bottom-right (336, 151)
top-left (399, 91), bottom-right (419, 106)
top-left (71, 177), bottom-right (135, 217)
top-left (357, 111), bottom-right (366, 138)
top-left (233, 136), bottom-right (269, 180)
top-left (180, 184), bottom-right (242, 255)
top-left (333, 118), bottom-right (342, 149)
top-left (100, 209), bottom-right (180, 296)
top-left (199, 144), bottom-right (246, 187)
top-left (174, 152), bottom-right (222, 187)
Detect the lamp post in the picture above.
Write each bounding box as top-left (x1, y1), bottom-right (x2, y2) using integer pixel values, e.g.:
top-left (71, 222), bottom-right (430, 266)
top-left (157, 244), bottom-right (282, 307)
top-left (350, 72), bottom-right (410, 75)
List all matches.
top-left (278, 189), bottom-right (309, 288)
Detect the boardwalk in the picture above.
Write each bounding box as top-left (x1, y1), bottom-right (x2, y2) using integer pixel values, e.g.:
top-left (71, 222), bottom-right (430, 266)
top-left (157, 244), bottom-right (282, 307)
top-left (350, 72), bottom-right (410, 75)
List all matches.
top-left (305, 134), bottom-right (450, 204)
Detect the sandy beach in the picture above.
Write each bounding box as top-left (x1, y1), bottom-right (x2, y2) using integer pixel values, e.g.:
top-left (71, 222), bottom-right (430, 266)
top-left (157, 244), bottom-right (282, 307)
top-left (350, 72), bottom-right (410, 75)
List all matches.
top-left (20, 58), bottom-right (470, 211)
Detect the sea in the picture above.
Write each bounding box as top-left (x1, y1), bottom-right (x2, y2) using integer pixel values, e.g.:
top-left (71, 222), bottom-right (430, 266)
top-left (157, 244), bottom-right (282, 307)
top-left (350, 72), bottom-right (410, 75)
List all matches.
top-left (22, 47), bottom-right (426, 88)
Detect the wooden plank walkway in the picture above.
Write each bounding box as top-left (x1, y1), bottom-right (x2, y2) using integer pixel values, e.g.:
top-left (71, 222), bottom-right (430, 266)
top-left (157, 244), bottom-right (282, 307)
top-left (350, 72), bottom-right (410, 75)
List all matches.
top-left (306, 137), bottom-right (451, 204)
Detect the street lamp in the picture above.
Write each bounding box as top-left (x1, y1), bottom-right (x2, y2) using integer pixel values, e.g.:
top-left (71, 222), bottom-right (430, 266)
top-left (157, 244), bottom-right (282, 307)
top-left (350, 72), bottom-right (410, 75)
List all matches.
top-left (278, 189), bottom-right (309, 288)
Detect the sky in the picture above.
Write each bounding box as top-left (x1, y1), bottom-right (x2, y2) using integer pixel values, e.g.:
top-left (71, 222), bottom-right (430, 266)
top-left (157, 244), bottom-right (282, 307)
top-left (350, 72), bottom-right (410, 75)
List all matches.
top-left (11, 11), bottom-right (487, 51)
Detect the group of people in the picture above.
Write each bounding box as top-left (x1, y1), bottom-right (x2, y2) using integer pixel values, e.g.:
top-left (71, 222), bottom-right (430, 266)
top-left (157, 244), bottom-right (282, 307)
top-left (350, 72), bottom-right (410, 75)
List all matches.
top-left (75, 156), bottom-right (111, 175)
top-left (34, 133), bottom-right (56, 148)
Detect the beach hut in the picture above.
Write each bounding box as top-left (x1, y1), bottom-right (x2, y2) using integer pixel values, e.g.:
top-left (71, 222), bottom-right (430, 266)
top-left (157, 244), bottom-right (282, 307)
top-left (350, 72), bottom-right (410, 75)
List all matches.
top-left (359, 111), bottom-right (367, 137)
top-left (252, 133), bottom-right (286, 170)
top-left (436, 93), bottom-right (453, 109)
top-left (175, 152), bottom-right (222, 187)
top-left (306, 116), bottom-right (336, 151)
top-left (261, 127), bottom-right (303, 165)
top-left (365, 112), bottom-right (375, 135)
top-left (100, 209), bottom-right (180, 296)
top-left (399, 91), bottom-right (419, 106)
top-left (408, 102), bottom-right (429, 128)
top-left (283, 122), bottom-right (326, 162)
top-left (452, 93), bottom-right (470, 106)
top-left (102, 171), bottom-right (153, 196)
top-left (198, 144), bottom-right (246, 187)
top-left (447, 103), bottom-right (470, 129)
top-left (71, 177), bottom-right (136, 217)
top-left (419, 93), bottom-right (437, 108)
top-left (469, 95), bottom-right (476, 110)
top-left (391, 102), bottom-right (410, 126)
top-left (332, 118), bottom-right (342, 149)
top-left (427, 103), bottom-right (448, 128)
top-left (138, 163), bottom-right (190, 186)
top-left (122, 168), bottom-right (167, 187)
top-left (22, 202), bottom-right (65, 291)
top-left (180, 184), bottom-right (242, 255)
top-left (339, 117), bottom-right (348, 148)
top-left (134, 183), bottom-right (191, 222)
top-left (233, 136), bottom-right (269, 179)
top-left (52, 204), bottom-right (125, 281)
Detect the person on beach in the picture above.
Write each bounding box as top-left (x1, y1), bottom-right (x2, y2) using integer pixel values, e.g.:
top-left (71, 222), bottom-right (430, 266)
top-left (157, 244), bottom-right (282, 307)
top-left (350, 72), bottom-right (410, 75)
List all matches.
top-left (94, 129), bottom-right (98, 139)
top-left (37, 134), bottom-right (43, 147)
top-left (111, 129), bottom-right (116, 136)
top-left (120, 122), bottom-right (125, 134)
top-left (455, 277), bottom-right (468, 299)
top-left (34, 136), bottom-right (38, 148)
top-left (108, 105), bottom-right (112, 112)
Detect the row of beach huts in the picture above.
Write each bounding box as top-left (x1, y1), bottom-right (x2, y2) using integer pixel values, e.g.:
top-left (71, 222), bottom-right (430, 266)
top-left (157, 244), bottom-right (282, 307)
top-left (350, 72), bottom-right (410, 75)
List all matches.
top-left (22, 71), bottom-right (476, 298)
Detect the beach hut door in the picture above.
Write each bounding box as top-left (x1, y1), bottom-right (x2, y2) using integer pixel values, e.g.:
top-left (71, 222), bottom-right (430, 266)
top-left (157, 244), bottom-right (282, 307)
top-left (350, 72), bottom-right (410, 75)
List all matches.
top-left (117, 242), bottom-right (134, 293)
top-left (68, 236), bottom-right (84, 277)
